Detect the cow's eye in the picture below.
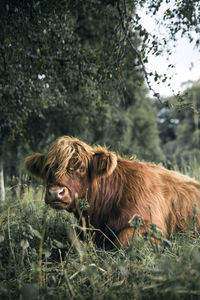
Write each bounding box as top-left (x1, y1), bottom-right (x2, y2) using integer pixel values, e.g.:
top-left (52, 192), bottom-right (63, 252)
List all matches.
top-left (79, 166), bottom-right (85, 173)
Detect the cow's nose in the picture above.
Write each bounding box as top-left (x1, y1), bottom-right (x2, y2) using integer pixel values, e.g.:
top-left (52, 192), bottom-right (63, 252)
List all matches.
top-left (47, 187), bottom-right (66, 200)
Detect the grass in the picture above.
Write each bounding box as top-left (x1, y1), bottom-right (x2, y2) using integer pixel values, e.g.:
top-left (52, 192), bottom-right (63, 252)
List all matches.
top-left (1, 186), bottom-right (200, 299)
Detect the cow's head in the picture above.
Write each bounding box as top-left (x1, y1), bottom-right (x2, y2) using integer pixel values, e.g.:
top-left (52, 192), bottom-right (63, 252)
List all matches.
top-left (25, 136), bottom-right (117, 212)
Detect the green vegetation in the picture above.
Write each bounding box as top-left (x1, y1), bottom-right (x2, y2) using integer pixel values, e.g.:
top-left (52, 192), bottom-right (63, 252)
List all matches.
top-left (0, 0), bottom-right (163, 190)
top-left (1, 1), bottom-right (200, 298)
top-left (157, 82), bottom-right (200, 172)
top-left (1, 186), bottom-right (200, 300)
top-left (1, 0), bottom-right (200, 189)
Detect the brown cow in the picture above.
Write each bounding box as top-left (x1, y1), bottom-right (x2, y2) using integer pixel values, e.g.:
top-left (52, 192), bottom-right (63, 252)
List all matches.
top-left (25, 136), bottom-right (200, 247)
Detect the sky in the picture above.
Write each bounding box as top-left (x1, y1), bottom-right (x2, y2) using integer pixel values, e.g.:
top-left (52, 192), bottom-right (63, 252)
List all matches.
top-left (138, 5), bottom-right (200, 97)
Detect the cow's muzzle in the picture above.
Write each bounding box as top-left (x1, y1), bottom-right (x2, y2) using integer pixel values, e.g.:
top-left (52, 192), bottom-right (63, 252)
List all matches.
top-left (47, 186), bottom-right (66, 200)
top-left (45, 185), bottom-right (74, 211)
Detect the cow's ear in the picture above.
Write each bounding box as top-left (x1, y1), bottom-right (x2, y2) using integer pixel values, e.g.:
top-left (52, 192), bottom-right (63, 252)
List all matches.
top-left (90, 148), bottom-right (117, 178)
top-left (25, 153), bottom-right (45, 179)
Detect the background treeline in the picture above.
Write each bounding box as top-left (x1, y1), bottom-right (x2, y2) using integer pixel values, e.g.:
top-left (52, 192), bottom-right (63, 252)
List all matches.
top-left (1, 0), bottom-right (200, 190)
top-left (158, 82), bottom-right (200, 172)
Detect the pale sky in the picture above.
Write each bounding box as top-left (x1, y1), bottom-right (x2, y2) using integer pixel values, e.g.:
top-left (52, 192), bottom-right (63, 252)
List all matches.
top-left (138, 5), bottom-right (200, 97)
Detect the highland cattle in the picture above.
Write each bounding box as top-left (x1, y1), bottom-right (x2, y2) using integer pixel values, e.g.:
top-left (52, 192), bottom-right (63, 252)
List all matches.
top-left (25, 136), bottom-right (200, 246)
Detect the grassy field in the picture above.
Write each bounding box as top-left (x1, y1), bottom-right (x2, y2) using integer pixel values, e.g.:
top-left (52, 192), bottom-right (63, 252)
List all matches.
top-left (1, 185), bottom-right (200, 300)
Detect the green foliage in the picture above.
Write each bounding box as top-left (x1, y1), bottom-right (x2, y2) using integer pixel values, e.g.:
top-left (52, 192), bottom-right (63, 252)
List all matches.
top-left (1, 0), bottom-right (199, 146)
top-left (2, 0), bottom-right (199, 184)
top-left (146, 0), bottom-right (200, 43)
top-left (128, 0), bottom-right (200, 99)
top-left (0, 0), bottom-right (139, 142)
top-left (91, 89), bottom-right (164, 162)
top-left (0, 0), bottom-right (165, 185)
top-left (158, 82), bottom-right (200, 171)
top-left (1, 186), bottom-right (200, 299)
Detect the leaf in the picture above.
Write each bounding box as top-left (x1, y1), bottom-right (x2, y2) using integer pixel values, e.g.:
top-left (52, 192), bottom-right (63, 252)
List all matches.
top-left (20, 239), bottom-right (29, 250)
top-left (30, 228), bottom-right (41, 239)
top-left (43, 249), bottom-right (51, 259)
top-left (0, 235), bottom-right (4, 243)
top-left (53, 239), bottom-right (64, 248)
top-left (28, 225), bottom-right (41, 239)
top-left (162, 238), bottom-right (172, 247)
top-left (112, 280), bottom-right (125, 287)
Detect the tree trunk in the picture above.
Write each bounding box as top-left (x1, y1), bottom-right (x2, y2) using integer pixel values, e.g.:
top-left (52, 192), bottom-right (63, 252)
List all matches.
top-left (0, 157), bottom-right (5, 203)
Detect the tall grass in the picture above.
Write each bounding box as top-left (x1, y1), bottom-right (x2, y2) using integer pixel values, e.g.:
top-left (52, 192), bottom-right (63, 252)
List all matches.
top-left (1, 185), bottom-right (200, 299)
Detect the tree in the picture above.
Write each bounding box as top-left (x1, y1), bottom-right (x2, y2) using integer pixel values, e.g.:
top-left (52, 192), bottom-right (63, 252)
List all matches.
top-left (90, 83), bottom-right (164, 162)
top-left (0, 0), bottom-right (144, 199)
top-left (117, 0), bottom-right (200, 98)
top-left (157, 81), bottom-right (200, 170)
top-left (2, 0), bottom-right (199, 200)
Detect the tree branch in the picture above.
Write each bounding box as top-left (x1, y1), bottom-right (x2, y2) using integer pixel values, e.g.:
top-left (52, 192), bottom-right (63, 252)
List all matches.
top-left (117, 0), bottom-right (162, 102)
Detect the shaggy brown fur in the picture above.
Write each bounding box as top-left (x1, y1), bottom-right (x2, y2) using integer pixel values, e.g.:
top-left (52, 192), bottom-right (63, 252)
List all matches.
top-left (25, 136), bottom-right (200, 247)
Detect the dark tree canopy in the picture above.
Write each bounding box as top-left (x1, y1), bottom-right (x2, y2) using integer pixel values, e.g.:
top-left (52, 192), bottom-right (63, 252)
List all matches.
top-left (0, 0), bottom-right (199, 190)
